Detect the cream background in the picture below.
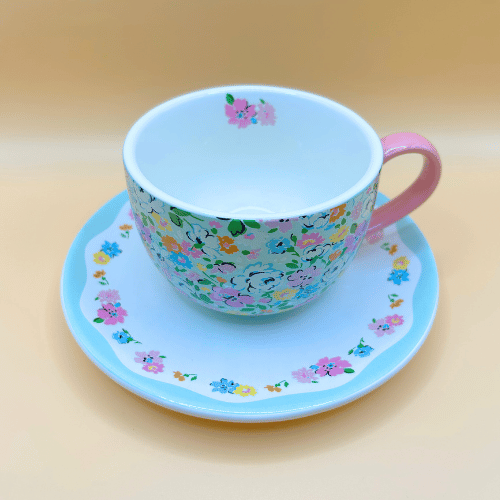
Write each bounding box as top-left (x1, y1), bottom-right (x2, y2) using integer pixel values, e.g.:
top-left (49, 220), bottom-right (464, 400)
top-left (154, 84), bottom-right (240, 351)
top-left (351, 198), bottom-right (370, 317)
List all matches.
top-left (1, 1), bottom-right (499, 498)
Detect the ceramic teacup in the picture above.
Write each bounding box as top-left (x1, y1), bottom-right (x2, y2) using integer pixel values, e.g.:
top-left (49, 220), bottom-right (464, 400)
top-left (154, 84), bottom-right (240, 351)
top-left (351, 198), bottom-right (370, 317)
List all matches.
top-left (123, 85), bottom-right (441, 315)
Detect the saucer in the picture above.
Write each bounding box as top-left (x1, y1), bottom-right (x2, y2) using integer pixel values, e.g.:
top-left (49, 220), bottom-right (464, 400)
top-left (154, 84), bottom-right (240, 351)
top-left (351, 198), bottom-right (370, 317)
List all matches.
top-left (61, 191), bottom-right (438, 422)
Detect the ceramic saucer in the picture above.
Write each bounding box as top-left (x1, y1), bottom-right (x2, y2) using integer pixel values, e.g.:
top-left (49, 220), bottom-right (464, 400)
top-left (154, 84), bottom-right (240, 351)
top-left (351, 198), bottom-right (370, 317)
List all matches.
top-left (61, 191), bottom-right (438, 422)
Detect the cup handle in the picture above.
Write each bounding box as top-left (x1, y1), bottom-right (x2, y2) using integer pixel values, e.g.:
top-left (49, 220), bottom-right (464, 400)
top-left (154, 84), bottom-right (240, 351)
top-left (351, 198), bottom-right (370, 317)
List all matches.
top-left (366, 132), bottom-right (442, 237)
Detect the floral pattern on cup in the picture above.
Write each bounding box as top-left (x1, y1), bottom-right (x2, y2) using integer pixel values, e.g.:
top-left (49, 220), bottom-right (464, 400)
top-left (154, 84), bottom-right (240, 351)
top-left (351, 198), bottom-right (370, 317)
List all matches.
top-left (225, 94), bottom-right (276, 128)
top-left (125, 171), bottom-right (380, 315)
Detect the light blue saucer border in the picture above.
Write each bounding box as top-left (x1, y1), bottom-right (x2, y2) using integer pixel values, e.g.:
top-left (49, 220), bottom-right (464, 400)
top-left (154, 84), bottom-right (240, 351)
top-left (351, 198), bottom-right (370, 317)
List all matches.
top-left (60, 191), bottom-right (439, 423)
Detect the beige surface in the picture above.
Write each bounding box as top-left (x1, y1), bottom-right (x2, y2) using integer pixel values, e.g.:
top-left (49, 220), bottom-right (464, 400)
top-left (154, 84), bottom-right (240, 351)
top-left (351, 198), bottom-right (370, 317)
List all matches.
top-left (1, 1), bottom-right (499, 498)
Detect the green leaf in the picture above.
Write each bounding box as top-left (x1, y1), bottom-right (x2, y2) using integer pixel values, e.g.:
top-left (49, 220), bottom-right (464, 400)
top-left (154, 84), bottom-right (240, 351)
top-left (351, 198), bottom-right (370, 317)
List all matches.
top-left (275, 383), bottom-right (281, 387)
top-left (372, 318), bottom-right (376, 323)
top-left (122, 329), bottom-right (129, 334)
top-left (121, 233), bottom-right (126, 237)
top-left (191, 376), bottom-right (197, 381)
top-left (350, 223), bottom-right (358, 234)
top-left (199, 294), bottom-right (213, 304)
top-left (346, 211), bottom-right (351, 216)
top-left (156, 231), bottom-right (162, 237)
top-left (169, 212), bottom-right (183, 227)
top-left (348, 349), bottom-right (354, 355)
top-left (202, 257), bottom-right (211, 262)
top-left (286, 246), bottom-right (296, 253)
top-left (215, 260), bottom-right (223, 265)
top-left (286, 270), bottom-right (295, 275)
top-left (93, 318), bottom-right (104, 323)
top-left (285, 263), bottom-right (299, 269)
top-left (290, 234), bottom-right (297, 245)
top-left (171, 207), bottom-right (191, 217)
top-left (344, 368), bottom-right (355, 373)
top-left (158, 241), bottom-right (163, 247)
top-left (226, 93), bottom-right (235, 105)
top-left (292, 259), bottom-right (298, 263)
top-left (241, 250), bottom-right (250, 255)
top-left (284, 382), bottom-right (289, 387)
top-left (199, 279), bottom-right (211, 285)
top-left (257, 304), bottom-right (267, 309)
top-left (186, 279), bottom-right (193, 286)
top-left (160, 355), bottom-right (166, 358)
top-left (341, 218), bottom-right (346, 225)
top-left (194, 285), bottom-right (200, 290)
top-left (147, 216), bottom-right (154, 225)
top-left (312, 380), bottom-right (319, 383)
top-left (243, 220), bottom-right (261, 229)
top-left (95, 297), bottom-right (99, 300)
top-left (301, 228), bottom-right (308, 234)
top-left (211, 228), bottom-right (218, 234)
top-left (240, 308), bottom-right (254, 312)
top-left (206, 264), bottom-right (213, 269)
top-left (193, 243), bottom-right (204, 249)
top-left (267, 227), bottom-right (278, 233)
top-left (260, 98), bottom-right (265, 104)
top-left (228, 219), bottom-right (246, 237)
top-left (391, 294), bottom-right (398, 297)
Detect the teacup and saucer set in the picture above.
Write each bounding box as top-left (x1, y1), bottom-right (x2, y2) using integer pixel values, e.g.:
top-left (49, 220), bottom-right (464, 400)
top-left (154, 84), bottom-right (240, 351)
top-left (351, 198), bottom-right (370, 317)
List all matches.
top-left (61, 86), bottom-right (441, 422)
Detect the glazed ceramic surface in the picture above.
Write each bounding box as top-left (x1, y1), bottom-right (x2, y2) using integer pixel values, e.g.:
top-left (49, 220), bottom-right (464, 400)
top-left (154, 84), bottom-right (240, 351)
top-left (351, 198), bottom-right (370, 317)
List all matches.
top-left (60, 191), bottom-right (439, 422)
top-left (123, 85), bottom-right (388, 315)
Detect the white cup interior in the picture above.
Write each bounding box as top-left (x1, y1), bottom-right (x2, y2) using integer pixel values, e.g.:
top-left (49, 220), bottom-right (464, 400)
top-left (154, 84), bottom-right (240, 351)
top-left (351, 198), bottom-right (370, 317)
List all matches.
top-left (124, 86), bottom-right (383, 219)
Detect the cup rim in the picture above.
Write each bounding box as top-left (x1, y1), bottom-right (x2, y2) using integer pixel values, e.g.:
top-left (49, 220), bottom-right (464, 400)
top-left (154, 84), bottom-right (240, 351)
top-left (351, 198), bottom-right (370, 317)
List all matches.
top-left (123, 85), bottom-right (384, 220)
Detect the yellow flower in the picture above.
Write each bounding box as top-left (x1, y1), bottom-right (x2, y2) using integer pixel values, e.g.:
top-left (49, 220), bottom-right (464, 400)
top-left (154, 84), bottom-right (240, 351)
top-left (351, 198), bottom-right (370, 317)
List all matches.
top-left (151, 212), bottom-right (172, 232)
top-left (93, 251), bottom-right (110, 265)
top-left (393, 256), bottom-right (410, 270)
top-left (272, 288), bottom-right (298, 301)
top-left (200, 286), bottom-right (211, 292)
top-left (196, 263), bottom-right (207, 271)
top-left (93, 270), bottom-right (106, 278)
top-left (329, 225), bottom-right (350, 243)
top-left (234, 385), bottom-right (257, 397)
top-left (119, 224), bottom-right (133, 231)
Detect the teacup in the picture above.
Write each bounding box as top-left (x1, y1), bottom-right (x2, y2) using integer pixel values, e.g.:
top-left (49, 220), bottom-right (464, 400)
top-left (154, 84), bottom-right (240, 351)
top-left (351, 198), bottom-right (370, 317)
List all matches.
top-left (123, 85), bottom-right (441, 315)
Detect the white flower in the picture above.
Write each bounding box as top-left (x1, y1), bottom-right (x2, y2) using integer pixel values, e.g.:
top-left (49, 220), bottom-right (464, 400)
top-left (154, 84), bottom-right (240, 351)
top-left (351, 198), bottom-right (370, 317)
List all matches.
top-left (231, 263), bottom-right (284, 293)
top-left (186, 224), bottom-right (220, 259)
top-left (301, 243), bottom-right (331, 262)
top-left (300, 212), bottom-right (330, 229)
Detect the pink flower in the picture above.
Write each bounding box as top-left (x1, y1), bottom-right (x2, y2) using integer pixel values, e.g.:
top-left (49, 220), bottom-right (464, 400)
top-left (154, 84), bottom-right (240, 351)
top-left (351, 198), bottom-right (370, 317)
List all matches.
top-left (214, 263), bottom-right (237, 274)
top-left (180, 241), bottom-right (204, 259)
top-left (368, 318), bottom-right (395, 337)
top-left (256, 103), bottom-right (276, 126)
top-left (97, 303), bottom-right (128, 325)
top-left (134, 350), bottom-right (163, 364)
top-left (128, 208), bottom-right (134, 220)
top-left (97, 289), bottom-right (120, 304)
top-left (225, 99), bottom-right (256, 129)
top-left (209, 286), bottom-right (255, 307)
top-left (259, 297), bottom-right (272, 303)
top-left (314, 356), bottom-right (352, 377)
top-left (142, 362), bottom-right (164, 375)
top-left (186, 271), bottom-right (202, 281)
top-left (345, 221), bottom-right (368, 253)
top-left (134, 214), bottom-right (151, 244)
top-left (209, 221), bottom-right (222, 228)
top-left (265, 219), bottom-right (293, 233)
top-left (365, 230), bottom-right (384, 244)
top-left (292, 367), bottom-right (318, 383)
top-left (287, 266), bottom-right (321, 288)
top-left (297, 232), bottom-right (325, 249)
top-left (244, 233), bottom-right (255, 240)
top-left (385, 314), bottom-right (404, 327)
top-left (352, 201), bottom-right (362, 221)
top-left (247, 249), bottom-right (260, 260)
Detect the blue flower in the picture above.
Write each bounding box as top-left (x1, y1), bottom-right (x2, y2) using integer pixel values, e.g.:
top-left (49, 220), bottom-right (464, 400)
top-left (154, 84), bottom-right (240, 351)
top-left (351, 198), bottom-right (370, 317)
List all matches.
top-left (296, 284), bottom-right (320, 299)
top-left (251, 117), bottom-right (257, 124)
top-left (354, 345), bottom-right (374, 357)
top-left (112, 331), bottom-right (130, 344)
top-left (101, 241), bottom-right (122, 258)
top-left (210, 378), bottom-right (240, 394)
top-left (169, 252), bottom-right (193, 269)
top-left (266, 237), bottom-right (292, 255)
top-left (388, 269), bottom-right (409, 285)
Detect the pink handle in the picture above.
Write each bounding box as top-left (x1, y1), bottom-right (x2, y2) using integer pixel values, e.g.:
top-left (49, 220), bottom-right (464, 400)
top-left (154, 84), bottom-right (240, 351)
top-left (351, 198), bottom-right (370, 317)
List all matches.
top-left (367, 132), bottom-right (442, 236)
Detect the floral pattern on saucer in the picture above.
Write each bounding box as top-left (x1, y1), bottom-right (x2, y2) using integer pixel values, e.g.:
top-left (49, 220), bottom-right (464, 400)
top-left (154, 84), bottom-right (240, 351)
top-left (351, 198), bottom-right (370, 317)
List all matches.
top-left (124, 171), bottom-right (380, 316)
top-left (79, 198), bottom-right (423, 403)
